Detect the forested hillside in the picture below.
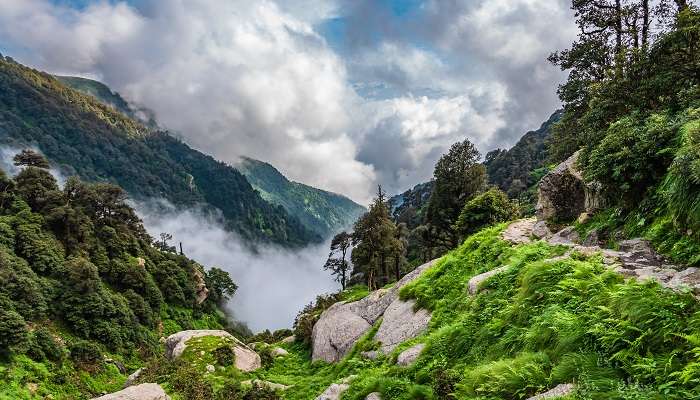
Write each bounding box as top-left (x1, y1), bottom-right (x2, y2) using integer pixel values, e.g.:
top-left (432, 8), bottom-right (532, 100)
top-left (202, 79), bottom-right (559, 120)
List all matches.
top-left (0, 150), bottom-right (240, 398)
top-left (237, 157), bottom-right (365, 238)
top-left (0, 56), bottom-right (318, 247)
top-left (485, 110), bottom-right (562, 199)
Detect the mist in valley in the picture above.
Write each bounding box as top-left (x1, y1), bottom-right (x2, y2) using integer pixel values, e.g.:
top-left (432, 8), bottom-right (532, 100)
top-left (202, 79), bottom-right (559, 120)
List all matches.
top-left (135, 201), bottom-right (339, 333)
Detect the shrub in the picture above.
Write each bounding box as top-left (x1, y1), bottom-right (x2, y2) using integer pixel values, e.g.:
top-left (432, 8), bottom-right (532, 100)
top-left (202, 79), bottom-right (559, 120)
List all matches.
top-left (170, 363), bottom-right (214, 400)
top-left (27, 328), bottom-right (63, 361)
top-left (213, 345), bottom-right (235, 367)
top-left (455, 188), bottom-right (519, 238)
top-left (69, 340), bottom-right (102, 365)
top-left (0, 309), bottom-right (29, 354)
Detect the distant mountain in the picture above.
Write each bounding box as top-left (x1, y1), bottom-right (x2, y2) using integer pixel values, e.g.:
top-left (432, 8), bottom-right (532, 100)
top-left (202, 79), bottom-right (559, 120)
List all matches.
top-left (388, 181), bottom-right (434, 229)
top-left (237, 157), bottom-right (365, 238)
top-left (484, 110), bottom-right (562, 198)
top-left (57, 74), bottom-right (364, 240)
top-left (55, 75), bottom-right (158, 128)
top-left (0, 55), bottom-right (319, 247)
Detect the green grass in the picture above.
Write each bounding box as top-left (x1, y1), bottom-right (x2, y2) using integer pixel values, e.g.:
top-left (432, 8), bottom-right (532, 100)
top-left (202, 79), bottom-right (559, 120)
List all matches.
top-left (254, 224), bottom-right (700, 399)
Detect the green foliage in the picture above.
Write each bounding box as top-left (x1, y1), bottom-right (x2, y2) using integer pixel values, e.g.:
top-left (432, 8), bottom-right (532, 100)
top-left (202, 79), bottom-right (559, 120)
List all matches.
top-left (0, 56), bottom-right (317, 247)
top-left (455, 188), bottom-right (519, 239)
top-left (425, 139), bottom-right (487, 252)
top-left (68, 340), bottom-right (102, 366)
top-left (206, 267), bottom-right (239, 306)
top-left (238, 157), bottom-right (365, 238)
top-left (0, 309), bottom-right (29, 355)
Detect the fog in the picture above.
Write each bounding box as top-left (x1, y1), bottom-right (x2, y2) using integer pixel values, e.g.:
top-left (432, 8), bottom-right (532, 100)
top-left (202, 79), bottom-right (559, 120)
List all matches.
top-left (134, 200), bottom-right (338, 333)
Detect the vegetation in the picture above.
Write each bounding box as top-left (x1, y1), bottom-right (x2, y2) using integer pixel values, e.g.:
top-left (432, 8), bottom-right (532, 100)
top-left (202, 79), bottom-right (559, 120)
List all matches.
top-left (0, 56), bottom-right (318, 247)
top-left (237, 157), bottom-right (365, 239)
top-left (455, 188), bottom-right (519, 240)
top-left (0, 150), bottom-right (239, 399)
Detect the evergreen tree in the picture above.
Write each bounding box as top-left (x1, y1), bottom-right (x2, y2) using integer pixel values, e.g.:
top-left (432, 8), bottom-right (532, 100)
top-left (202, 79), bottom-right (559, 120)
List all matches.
top-left (425, 140), bottom-right (486, 252)
top-left (13, 149), bottom-right (50, 169)
top-left (323, 231), bottom-right (352, 290)
top-left (351, 186), bottom-right (404, 290)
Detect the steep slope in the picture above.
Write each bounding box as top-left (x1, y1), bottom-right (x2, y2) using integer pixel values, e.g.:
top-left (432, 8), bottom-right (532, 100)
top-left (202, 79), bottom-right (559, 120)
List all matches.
top-left (237, 157), bottom-right (365, 238)
top-left (0, 55), bottom-right (318, 246)
top-left (55, 75), bottom-right (158, 128)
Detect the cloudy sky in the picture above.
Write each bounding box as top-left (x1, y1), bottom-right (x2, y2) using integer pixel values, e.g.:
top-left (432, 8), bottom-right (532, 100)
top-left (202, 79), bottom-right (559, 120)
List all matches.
top-left (0, 0), bottom-right (577, 204)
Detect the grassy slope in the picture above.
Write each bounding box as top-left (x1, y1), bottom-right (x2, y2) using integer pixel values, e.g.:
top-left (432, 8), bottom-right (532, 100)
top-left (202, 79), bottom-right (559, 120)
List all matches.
top-left (237, 157), bottom-right (365, 238)
top-left (255, 224), bottom-right (700, 400)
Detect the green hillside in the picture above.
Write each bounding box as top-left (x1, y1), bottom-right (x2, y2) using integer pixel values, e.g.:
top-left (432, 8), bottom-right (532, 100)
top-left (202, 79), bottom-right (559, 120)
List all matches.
top-left (237, 157), bottom-right (365, 238)
top-left (0, 56), bottom-right (318, 247)
top-left (0, 156), bottom-right (238, 399)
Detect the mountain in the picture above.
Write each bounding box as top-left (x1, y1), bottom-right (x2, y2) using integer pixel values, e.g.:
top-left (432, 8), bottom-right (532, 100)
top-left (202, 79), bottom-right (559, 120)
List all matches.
top-left (0, 55), bottom-right (318, 247)
top-left (54, 75), bottom-right (158, 128)
top-left (484, 110), bottom-right (562, 198)
top-left (57, 72), bottom-right (363, 240)
top-left (237, 157), bottom-right (365, 238)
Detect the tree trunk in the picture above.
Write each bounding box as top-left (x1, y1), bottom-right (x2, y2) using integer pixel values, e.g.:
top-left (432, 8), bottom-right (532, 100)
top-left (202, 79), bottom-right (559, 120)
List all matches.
top-left (641, 0), bottom-right (649, 48)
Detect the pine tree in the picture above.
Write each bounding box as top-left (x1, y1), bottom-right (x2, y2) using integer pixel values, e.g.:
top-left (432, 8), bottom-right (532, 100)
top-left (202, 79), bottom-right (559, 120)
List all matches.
top-left (324, 231), bottom-right (352, 290)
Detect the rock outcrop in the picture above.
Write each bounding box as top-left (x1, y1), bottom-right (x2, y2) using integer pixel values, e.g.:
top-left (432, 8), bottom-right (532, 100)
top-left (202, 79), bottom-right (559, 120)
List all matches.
top-left (526, 383), bottom-right (575, 399)
top-left (123, 368), bottom-right (144, 388)
top-left (536, 151), bottom-right (604, 222)
top-left (365, 393), bottom-right (381, 400)
top-left (502, 220), bottom-right (700, 294)
top-left (164, 330), bottom-right (261, 372)
top-left (192, 266), bottom-right (209, 305)
top-left (374, 299), bottom-right (431, 354)
top-left (312, 259), bottom-right (438, 362)
top-left (396, 343), bottom-right (425, 366)
top-left (468, 266), bottom-right (510, 295)
top-left (92, 383), bottom-right (170, 400)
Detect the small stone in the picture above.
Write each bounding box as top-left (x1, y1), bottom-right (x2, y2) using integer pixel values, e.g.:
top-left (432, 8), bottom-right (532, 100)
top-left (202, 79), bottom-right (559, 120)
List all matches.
top-left (123, 368), bottom-right (144, 388)
top-left (27, 383), bottom-right (38, 394)
top-left (396, 343), bottom-right (425, 366)
top-left (577, 212), bottom-right (591, 224)
top-left (205, 364), bottom-right (215, 373)
top-left (365, 393), bottom-right (381, 400)
top-left (360, 350), bottom-right (379, 360)
top-left (526, 383), bottom-right (575, 399)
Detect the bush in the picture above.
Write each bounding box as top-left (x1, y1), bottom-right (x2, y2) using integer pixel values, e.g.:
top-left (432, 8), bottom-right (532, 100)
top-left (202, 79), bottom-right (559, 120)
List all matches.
top-left (170, 363), bottom-right (213, 400)
top-left (213, 345), bottom-right (235, 367)
top-left (69, 340), bottom-right (102, 365)
top-left (0, 309), bottom-right (29, 354)
top-left (27, 328), bottom-right (63, 361)
top-left (455, 188), bottom-right (519, 238)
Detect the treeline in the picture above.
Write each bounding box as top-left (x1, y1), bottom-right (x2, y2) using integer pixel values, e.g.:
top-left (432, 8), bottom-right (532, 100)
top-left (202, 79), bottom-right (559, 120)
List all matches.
top-left (0, 150), bottom-right (237, 364)
top-left (324, 140), bottom-right (519, 291)
top-left (0, 56), bottom-right (318, 247)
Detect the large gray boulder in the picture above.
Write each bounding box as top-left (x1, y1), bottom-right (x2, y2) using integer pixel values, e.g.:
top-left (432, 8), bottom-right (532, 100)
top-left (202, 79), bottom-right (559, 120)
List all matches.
top-left (92, 383), bottom-right (170, 400)
top-left (312, 259), bottom-right (438, 363)
top-left (537, 151), bottom-right (604, 222)
top-left (374, 299), bottom-right (431, 353)
top-left (468, 266), bottom-right (510, 295)
top-left (164, 330), bottom-right (261, 372)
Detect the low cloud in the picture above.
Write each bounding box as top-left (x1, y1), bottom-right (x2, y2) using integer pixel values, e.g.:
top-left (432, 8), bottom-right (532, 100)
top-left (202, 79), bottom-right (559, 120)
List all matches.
top-left (135, 200), bottom-right (337, 332)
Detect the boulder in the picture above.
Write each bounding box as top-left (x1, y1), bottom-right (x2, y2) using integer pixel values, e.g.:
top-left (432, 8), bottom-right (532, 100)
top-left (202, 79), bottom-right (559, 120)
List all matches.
top-left (164, 330), bottom-right (260, 372)
top-left (532, 220), bottom-right (552, 239)
top-left (271, 347), bottom-right (289, 357)
top-left (360, 350), bottom-right (379, 360)
top-left (315, 376), bottom-right (356, 400)
top-left (526, 383), bottom-right (575, 399)
top-left (91, 383), bottom-right (170, 400)
top-left (365, 393), bottom-right (381, 400)
top-left (537, 151), bottom-right (604, 222)
top-left (468, 266), bottom-right (510, 295)
top-left (242, 379), bottom-right (290, 391)
top-left (374, 299), bottom-right (431, 354)
top-left (281, 335), bottom-right (296, 344)
top-left (312, 259), bottom-right (438, 363)
top-left (549, 226), bottom-right (580, 245)
top-left (396, 343), bottom-right (425, 366)
top-left (502, 218), bottom-right (537, 244)
top-left (192, 266), bottom-right (209, 305)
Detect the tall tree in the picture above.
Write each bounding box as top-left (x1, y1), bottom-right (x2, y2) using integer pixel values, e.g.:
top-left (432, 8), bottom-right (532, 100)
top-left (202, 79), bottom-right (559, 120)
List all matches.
top-left (351, 186), bottom-right (403, 290)
top-left (425, 139), bottom-right (486, 251)
top-left (324, 231), bottom-right (352, 290)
